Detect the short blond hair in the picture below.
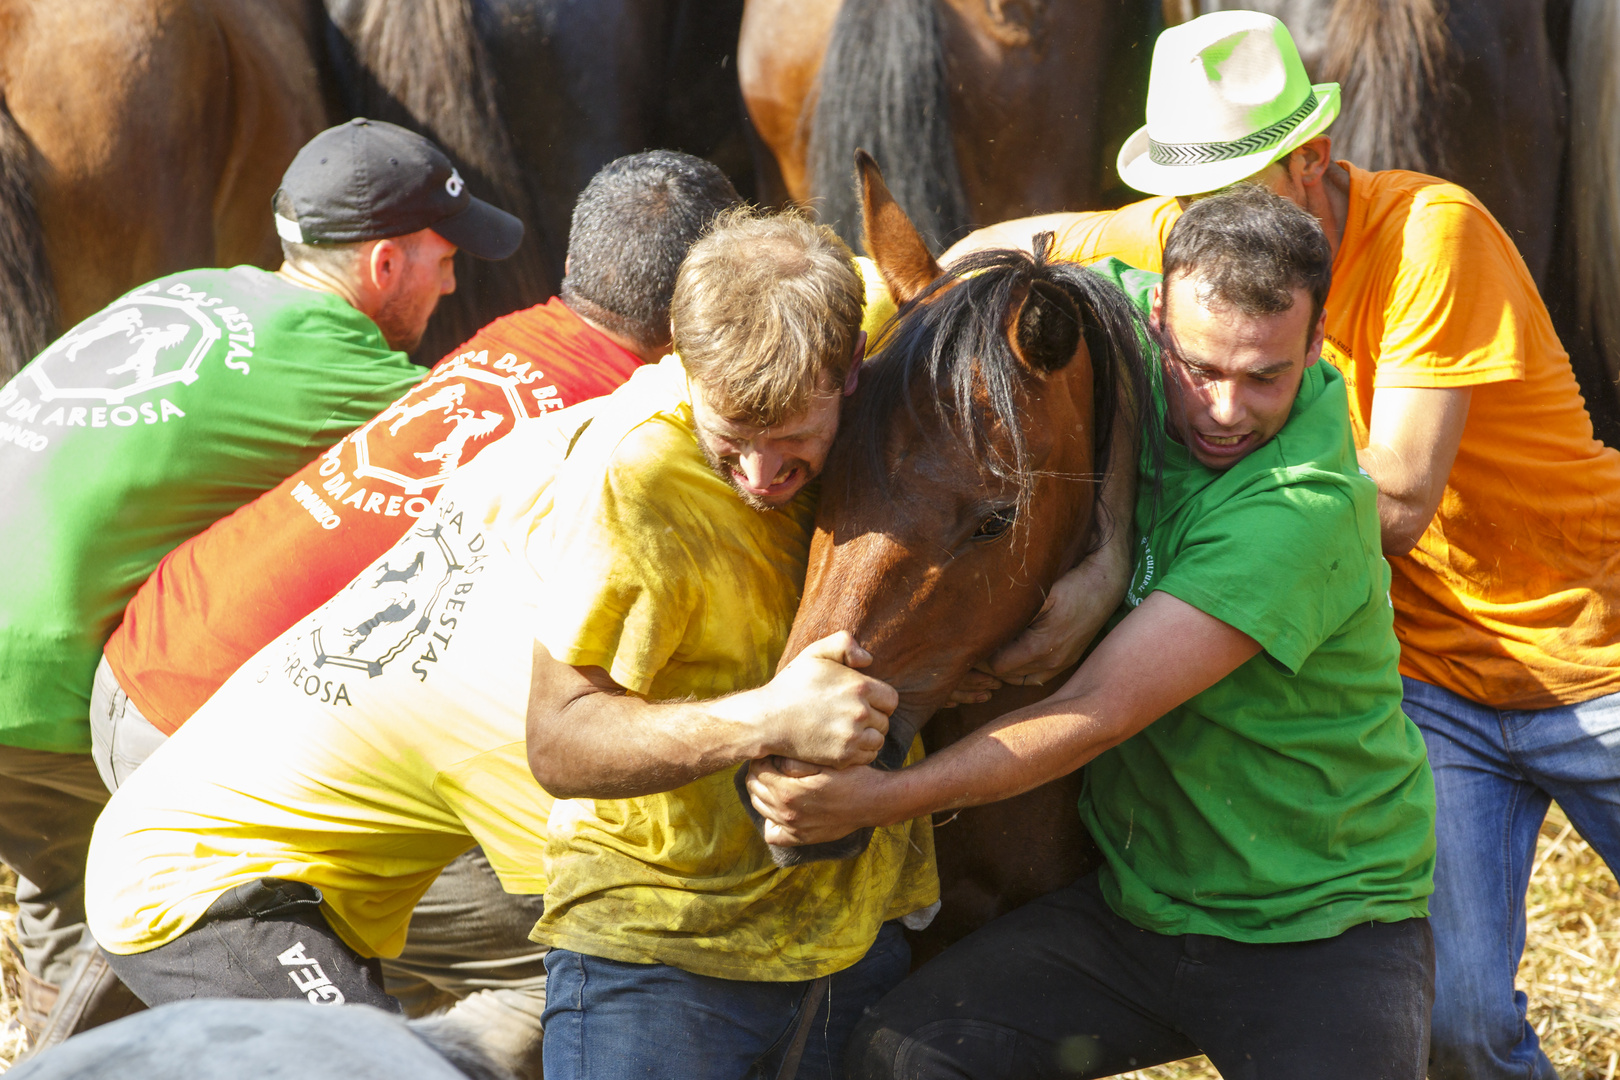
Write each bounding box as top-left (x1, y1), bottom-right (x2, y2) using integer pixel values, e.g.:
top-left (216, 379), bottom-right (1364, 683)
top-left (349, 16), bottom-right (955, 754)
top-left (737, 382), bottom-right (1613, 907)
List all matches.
top-left (671, 207), bottom-right (864, 428)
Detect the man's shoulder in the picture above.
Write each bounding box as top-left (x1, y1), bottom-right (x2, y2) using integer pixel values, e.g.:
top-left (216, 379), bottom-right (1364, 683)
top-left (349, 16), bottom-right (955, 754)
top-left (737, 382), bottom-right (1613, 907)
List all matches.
top-left (556, 359), bottom-right (711, 511)
top-left (1350, 165), bottom-right (1500, 249)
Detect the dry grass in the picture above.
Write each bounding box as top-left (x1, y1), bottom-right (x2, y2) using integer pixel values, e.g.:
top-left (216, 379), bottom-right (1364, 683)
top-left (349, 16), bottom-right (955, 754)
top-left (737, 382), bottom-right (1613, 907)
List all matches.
top-left (0, 808), bottom-right (1615, 1075)
top-left (1, 865), bottom-right (26, 1072)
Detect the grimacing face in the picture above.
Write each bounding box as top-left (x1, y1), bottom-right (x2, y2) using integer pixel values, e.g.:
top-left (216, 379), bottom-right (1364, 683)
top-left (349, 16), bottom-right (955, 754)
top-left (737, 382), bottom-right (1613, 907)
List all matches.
top-left (689, 383), bottom-right (843, 510)
top-left (1150, 271), bottom-right (1324, 470)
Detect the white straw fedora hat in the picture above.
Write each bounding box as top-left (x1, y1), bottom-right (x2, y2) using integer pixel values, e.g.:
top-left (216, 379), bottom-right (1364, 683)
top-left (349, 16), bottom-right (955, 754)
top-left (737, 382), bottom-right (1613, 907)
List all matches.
top-left (1117, 10), bottom-right (1341, 197)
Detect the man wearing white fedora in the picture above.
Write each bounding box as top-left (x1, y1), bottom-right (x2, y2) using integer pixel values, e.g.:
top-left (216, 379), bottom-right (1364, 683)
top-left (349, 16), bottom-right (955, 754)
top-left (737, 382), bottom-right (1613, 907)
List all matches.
top-left (955, 10), bottom-right (1620, 1080)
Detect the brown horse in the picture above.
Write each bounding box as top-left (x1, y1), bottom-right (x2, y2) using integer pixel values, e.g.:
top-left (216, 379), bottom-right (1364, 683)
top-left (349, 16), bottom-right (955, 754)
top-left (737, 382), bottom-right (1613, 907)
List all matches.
top-left (738, 0), bottom-right (1154, 251)
top-left (0, 0), bottom-right (755, 381)
top-left (761, 153), bottom-right (1152, 955)
top-left (0, 0), bottom-right (330, 382)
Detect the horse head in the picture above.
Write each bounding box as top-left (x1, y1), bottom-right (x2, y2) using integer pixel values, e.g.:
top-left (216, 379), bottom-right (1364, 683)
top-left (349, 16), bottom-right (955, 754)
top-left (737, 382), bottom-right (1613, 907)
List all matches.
top-left (751, 151), bottom-right (1149, 864)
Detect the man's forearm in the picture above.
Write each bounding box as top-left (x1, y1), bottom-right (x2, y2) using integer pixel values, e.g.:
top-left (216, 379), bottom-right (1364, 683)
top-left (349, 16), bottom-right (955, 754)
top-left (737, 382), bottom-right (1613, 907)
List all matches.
top-left (527, 682), bottom-right (764, 800)
top-left (876, 683), bottom-right (1130, 825)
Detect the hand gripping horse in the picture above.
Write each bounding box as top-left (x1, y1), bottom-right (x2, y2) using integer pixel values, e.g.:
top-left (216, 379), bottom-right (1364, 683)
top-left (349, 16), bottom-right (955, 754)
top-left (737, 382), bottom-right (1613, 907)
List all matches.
top-left (743, 151), bottom-right (1154, 955)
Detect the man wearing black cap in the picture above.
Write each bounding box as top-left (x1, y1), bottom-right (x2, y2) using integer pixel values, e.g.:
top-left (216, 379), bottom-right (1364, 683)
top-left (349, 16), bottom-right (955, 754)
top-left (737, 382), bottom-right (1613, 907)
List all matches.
top-left (0, 117), bottom-right (520, 1051)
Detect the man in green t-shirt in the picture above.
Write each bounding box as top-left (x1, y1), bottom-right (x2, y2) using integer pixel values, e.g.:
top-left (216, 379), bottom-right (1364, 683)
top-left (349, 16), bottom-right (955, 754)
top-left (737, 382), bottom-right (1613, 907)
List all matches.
top-left (747, 185), bottom-right (1437, 1078)
top-left (0, 117), bottom-right (520, 1046)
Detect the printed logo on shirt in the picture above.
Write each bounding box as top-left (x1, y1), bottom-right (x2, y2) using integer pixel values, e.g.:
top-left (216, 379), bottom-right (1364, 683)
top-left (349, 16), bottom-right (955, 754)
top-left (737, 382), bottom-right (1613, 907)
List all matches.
top-left (269, 496), bottom-right (491, 702)
top-left (277, 941), bottom-right (346, 1005)
top-left (1126, 535), bottom-right (1155, 608)
top-left (288, 347), bottom-right (567, 532)
top-left (0, 281), bottom-right (255, 452)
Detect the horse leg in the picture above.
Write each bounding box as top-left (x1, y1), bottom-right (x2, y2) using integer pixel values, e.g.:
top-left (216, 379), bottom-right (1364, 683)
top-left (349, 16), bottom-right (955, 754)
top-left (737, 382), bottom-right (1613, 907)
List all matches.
top-left (0, 89), bottom-right (56, 382)
top-left (737, 0), bottom-right (843, 207)
top-left (207, 0), bottom-right (332, 271)
top-left (6, 0), bottom-right (236, 337)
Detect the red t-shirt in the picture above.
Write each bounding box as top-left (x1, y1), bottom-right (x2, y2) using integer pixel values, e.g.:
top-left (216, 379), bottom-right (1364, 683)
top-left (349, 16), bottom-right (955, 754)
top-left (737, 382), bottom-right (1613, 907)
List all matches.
top-left (104, 298), bottom-right (643, 732)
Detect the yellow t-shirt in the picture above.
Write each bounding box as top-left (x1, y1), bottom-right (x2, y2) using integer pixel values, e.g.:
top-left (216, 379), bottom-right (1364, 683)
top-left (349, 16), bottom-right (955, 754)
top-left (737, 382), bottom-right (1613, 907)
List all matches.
top-left (1055, 174), bottom-right (1620, 707)
top-left (528, 354), bottom-right (938, 982)
top-left (84, 405), bottom-right (596, 959)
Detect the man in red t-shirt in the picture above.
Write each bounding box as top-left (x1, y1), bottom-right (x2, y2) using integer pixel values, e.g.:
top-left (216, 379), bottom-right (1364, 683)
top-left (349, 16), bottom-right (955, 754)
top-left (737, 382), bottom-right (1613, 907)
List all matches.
top-left (81, 151), bottom-right (740, 1079)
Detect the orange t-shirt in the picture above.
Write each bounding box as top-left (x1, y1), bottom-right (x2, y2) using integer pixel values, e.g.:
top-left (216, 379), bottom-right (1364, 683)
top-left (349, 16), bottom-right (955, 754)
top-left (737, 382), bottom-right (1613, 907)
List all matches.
top-left (1051, 196), bottom-right (1180, 270)
top-left (1057, 169), bottom-right (1620, 709)
top-left (104, 298), bottom-right (644, 732)
top-left (1323, 165), bottom-right (1620, 708)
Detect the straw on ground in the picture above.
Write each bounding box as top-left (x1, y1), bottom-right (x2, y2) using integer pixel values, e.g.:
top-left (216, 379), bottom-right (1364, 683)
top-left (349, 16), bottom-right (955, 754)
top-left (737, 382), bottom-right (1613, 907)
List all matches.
top-left (2, 805), bottom-right (1617, 1075)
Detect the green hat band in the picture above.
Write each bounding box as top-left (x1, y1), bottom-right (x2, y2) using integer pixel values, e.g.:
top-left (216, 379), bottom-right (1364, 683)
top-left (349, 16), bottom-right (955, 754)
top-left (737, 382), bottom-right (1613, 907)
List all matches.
top-left (1148, 91), bottom-right (1320, 166)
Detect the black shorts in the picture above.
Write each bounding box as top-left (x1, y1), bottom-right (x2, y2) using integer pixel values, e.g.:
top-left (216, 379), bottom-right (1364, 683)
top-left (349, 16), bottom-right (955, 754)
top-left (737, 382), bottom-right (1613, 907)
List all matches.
top-left (101, 878), bottom-right (397, 1012)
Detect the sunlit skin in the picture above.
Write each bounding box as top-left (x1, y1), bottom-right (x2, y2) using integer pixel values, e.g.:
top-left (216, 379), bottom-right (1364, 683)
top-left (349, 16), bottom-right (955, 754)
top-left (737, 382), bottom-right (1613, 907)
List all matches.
top-left (277, 227), bottom-right (458, 353)
top-left (687, 331), bottom-right (865, 509)
top-left (1151, 273), bottom-right (1325, 471)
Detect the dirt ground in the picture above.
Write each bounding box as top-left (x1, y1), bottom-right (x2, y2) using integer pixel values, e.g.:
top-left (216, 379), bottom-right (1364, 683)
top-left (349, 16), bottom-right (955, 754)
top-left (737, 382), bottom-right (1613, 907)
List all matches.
top-left (2, 805), bottom-right (1617, 1076)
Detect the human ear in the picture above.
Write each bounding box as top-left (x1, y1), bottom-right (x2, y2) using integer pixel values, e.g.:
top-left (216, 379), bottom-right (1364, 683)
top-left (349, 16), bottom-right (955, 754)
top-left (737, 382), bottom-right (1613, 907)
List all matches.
top-left (1304, 308), bottom-right (1327, 368)
top-left (367, 239), bottom-right (401, 292)
top-left (1295, 137), bottom-right (1333, 184)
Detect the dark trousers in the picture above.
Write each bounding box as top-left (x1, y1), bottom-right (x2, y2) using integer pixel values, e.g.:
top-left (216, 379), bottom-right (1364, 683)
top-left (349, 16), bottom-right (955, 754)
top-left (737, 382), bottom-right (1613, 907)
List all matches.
top-left (0, 744), bottom-right (109, 990)
top-left (101, 878), bottom-right (398, 1012)
top-left (848, 873), bottom-right (1434, 1080)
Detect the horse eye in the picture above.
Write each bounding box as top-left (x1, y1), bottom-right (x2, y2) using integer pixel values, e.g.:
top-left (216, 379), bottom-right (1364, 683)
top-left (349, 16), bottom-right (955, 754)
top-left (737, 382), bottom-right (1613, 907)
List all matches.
top-left (972, 507), bottom-right (1016, 541)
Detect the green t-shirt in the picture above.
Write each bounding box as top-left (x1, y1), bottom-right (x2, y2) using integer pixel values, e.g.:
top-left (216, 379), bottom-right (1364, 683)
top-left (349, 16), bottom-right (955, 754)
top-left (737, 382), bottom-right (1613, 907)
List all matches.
top-left (1079, 258), bottom-right (1436, 943)
top-left (0, 267), bottom-right (421, 752)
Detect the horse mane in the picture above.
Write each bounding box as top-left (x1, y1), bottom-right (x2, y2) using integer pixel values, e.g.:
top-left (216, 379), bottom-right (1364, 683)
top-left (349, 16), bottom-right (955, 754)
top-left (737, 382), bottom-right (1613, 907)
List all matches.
top-left (807, 0), bottom-right (971, 253)
top-left (1570, 0), bottom-right (1620, 384)
top-left (0, 94), bottom-right (57, 382)
top-left (1317, 0), bottom-right (1453, 175)
top-left (323, 0), bottom-right (549, 352)
top-left (845, 242), bottom-right (1155, 531)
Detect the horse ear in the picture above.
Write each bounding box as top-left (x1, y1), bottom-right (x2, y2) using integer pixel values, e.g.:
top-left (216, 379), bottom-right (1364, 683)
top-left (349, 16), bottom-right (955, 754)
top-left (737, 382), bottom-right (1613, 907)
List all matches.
top-left (1011, 280), bottom-right (1084, 375)
top-left (857, 149), bottom-right (943, 305)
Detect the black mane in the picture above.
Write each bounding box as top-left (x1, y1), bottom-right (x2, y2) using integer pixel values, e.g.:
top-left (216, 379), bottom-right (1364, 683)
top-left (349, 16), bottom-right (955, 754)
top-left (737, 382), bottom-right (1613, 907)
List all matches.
top-left (843, 240), bottom-right (1157, 534)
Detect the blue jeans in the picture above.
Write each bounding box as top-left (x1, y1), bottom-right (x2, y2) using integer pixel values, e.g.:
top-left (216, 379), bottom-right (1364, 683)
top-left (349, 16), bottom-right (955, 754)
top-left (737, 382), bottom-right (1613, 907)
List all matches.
top-left (1404, 676), bottom-right (1620, 1080)
top-left (541, 921), bottom-right (911, 1080)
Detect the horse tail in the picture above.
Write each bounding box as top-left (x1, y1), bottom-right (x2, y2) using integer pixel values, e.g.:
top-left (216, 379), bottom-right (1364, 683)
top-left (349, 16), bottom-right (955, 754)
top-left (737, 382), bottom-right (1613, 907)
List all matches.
top-left (0, 94), bottom-right (58, 383)
top-left (806, 0), bottom-right (971, 252)
top-left (1317, 0), bottom-right (1453, 175)
top-left (325, 0), bottom-right (548, 351)
top-left (1569, 0), bottom-right (1620, 384)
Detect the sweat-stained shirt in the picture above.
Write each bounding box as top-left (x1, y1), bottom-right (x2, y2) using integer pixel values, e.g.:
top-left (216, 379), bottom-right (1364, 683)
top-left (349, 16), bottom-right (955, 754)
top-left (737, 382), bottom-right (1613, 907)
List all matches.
top-left (86, 410), bottom-right (594, 960)
top-left (1053, 169), bottom-right (1620, 709)
top-left (0, 268), bottom-right (420, 752)
top-left (522, 352), bottom-right (936, 983)
top-left (103, 296), bottom-right (644, 733)
top-left (86, 281), bottom-right (929, 975)
top-left (1081, 258), bottom-right (1435, 943)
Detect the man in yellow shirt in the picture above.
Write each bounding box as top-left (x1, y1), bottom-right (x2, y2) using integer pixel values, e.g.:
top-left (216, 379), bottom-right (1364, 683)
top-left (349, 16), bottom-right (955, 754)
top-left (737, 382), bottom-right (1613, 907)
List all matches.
top-left (955, 13), bottom-right (1620, 1080)
top-left (85, 208), bottom-right (933, 1080)
top-left (522, 210), bottom-right (936, 1080)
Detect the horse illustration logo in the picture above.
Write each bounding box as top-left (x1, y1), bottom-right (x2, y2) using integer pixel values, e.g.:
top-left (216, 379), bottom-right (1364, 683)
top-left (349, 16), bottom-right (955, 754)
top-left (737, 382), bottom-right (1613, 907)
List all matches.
top-left (63, 308), bottom-right (146, 364)
top-left (373, 550), bottom-right (425, 587)
top-left (343, 596), bottom-right (417, 655)
top-left (28, 292), bottom-right (221, 405)
top-left (379, 384), bottom-right (467, 437)
top-left (104, 324), bottom-right (191, 385)
top-left (414, 409), bottom-right (504, 472)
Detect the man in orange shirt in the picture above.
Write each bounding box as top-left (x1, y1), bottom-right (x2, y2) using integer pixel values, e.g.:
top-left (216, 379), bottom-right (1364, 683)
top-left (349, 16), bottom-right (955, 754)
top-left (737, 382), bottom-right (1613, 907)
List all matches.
top-left (956, 12), bottom-right (1620, 1080)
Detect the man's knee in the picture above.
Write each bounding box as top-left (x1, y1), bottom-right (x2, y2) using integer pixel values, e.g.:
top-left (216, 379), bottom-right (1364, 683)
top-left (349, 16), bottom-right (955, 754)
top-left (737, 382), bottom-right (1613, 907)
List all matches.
top-left (846, 1006), bottom-right (1021, 1080)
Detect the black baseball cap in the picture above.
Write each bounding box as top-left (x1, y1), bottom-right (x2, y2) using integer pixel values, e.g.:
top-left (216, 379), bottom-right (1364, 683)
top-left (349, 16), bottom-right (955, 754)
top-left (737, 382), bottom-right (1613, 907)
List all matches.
top-left (273, 118), bottom-right (523, 260)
